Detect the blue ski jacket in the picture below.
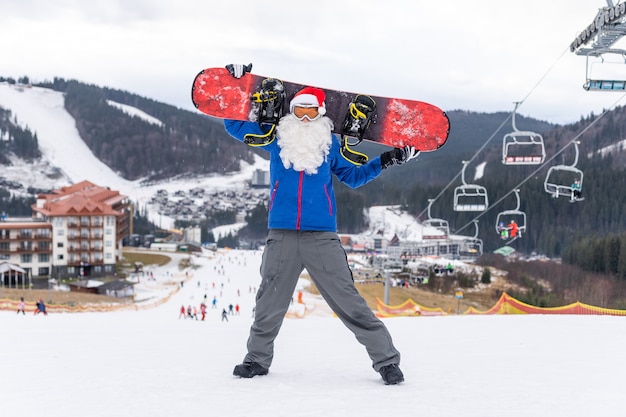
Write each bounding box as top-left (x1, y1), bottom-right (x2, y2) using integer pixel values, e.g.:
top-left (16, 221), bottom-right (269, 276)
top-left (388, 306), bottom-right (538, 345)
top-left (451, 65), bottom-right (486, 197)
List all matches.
top-left (224, 120), bottom-right (384, 232)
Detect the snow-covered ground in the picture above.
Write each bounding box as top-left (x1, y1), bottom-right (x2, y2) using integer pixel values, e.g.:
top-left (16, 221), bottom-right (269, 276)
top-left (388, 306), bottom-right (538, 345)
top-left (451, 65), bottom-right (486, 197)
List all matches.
top-left (2, 83), bottom-right (623, 415)
top-left (1, 248), bottom-right (624, 417)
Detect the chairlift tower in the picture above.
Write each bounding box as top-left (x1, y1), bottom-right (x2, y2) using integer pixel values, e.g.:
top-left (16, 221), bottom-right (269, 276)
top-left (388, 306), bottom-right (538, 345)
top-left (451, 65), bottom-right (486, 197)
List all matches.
top-left (570, 1), bottom-right (626, 91)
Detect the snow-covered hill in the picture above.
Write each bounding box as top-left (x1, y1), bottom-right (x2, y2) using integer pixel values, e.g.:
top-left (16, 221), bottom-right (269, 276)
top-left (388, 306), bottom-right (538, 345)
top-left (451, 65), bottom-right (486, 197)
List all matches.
top-left (0, 82), bottom-right (269, 229)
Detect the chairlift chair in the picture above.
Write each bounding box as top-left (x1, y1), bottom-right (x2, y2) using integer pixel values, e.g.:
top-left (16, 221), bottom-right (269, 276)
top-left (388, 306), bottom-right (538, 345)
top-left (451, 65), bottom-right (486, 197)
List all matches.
top-left (569, 1), bottom-right (626, 90)
top-left (544, 142), bottom-right (584, 201)
top-left (495, 190), bottom-right (527, 239)
top-left (502, 103), bottom-right (546, 165)
top-left (544, 166), bottom-right (584, 199)
top-left (583, 50), bottom-right (626, 91)
top-left (453, 161), bottom-right (488, 212)
top-left (422, 199), bottom-right (450, 237)
top-left (457, 220), bottom-right (483, 258)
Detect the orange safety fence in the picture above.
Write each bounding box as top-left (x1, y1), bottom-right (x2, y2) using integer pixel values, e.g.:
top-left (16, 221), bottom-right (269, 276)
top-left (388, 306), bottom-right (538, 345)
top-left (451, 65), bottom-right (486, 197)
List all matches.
top-left (376, 298), bottom-right (447, 317)
top-left (464, 292), bottom-right (626, 316)
top-left (375, 292), bottom-right (626, 317)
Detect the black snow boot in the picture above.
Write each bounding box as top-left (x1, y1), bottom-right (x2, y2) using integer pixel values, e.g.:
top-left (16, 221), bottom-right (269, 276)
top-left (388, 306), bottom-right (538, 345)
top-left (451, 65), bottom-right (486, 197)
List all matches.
top-left (379, 364), bottom-right (404, 385)
top-left (233, 362), bottom-right (269, 378)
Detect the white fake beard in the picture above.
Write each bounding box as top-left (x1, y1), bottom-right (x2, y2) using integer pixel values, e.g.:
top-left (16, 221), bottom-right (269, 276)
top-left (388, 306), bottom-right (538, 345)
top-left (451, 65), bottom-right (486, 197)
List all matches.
top-left (276, 114), bottom-right (334, 175)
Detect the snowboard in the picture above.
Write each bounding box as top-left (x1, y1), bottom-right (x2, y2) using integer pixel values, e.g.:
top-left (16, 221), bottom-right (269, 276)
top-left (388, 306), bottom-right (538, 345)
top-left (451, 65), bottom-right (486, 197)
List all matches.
top-left (191, 67), bottom-right (449, 152)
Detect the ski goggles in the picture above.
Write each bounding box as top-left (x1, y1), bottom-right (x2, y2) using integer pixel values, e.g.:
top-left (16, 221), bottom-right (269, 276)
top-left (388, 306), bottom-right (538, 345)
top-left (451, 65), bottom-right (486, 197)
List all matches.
top-left (293, 106), bottom-right (320, 121)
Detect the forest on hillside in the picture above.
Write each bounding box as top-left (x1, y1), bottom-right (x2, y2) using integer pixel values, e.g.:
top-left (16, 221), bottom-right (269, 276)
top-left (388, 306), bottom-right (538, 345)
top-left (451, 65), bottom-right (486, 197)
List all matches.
top-left (0, 107), bottom-right (41, 162)
top-left (3, 77), bottom-right (626, 274)
top-left (36, 77), bottom-right (261, 181)
top-left (347, 106), bottom-right (626, 258)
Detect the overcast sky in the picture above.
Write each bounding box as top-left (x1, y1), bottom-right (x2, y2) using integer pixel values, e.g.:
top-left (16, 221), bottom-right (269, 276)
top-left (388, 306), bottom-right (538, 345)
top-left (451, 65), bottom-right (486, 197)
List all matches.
top-left (2, 0), bottom-right (626, 124)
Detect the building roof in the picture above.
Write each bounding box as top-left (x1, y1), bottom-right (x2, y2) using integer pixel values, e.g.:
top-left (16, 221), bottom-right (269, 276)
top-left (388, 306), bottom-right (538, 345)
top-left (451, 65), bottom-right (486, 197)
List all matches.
top-left (32, 180), bottom-right (127, 217)
top-left (69, 280), bottom-right (104, 288)
top-left (0, 262), bottom-right (26, 274)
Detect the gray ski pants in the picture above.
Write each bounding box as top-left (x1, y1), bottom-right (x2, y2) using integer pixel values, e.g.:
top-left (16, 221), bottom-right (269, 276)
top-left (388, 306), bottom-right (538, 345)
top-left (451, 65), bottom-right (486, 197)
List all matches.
top-left (243, 229), bottom-right (401, 372)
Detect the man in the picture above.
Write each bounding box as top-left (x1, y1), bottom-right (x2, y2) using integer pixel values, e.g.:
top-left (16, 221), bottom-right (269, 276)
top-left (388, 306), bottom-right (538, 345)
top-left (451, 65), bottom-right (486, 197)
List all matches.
top-left (223, 64), bottom-right (419, 385)
top-left (508, 220), bottom-right (519, 238)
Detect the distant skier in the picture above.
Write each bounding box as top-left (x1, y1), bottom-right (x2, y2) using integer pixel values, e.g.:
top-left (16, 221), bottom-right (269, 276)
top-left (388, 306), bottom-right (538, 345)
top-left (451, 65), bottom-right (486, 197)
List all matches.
top-left (34, 298), bottom-right (47, 315)
top-left (221, 308), bottom-right (229, 322)
top-left (16, 297), bottom-right (26, 315)
top-left (200, 303), bottom-right (207, 321)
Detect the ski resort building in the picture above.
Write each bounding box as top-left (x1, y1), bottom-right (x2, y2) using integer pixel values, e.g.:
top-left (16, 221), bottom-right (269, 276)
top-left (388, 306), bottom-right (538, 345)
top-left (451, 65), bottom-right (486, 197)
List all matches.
top-left (0, 181), bottom-right (130, 286)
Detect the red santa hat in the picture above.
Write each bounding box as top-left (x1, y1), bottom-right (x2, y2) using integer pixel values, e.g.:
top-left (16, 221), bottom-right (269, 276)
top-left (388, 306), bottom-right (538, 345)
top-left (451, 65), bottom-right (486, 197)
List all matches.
top-left (289, 86), bottom-right (326, 115)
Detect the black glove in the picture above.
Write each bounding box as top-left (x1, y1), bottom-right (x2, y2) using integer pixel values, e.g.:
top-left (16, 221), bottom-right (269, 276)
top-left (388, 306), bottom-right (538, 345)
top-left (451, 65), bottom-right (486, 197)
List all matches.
top-left (226, 63), bottom-right (253, 78)
top-left (380, 146), bottom-right (419, 169)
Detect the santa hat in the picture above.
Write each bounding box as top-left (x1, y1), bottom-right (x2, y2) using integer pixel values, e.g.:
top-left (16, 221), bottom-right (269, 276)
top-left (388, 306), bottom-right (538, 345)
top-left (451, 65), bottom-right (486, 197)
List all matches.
top-left (289, 87), bottom-right (326, 115)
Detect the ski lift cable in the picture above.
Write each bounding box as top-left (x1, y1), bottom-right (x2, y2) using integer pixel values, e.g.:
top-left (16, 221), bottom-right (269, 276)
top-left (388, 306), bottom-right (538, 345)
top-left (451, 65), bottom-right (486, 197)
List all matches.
top-left (454, 91), bottom-right (626, 234)
top-left (517, 46), bottom-right (571, 105)
top-left (433, 6), bottom-right (626, 236)
top-left (419, 46), bottom-right (570, 219)
top-left (416, 114), bottom-right (512, 220)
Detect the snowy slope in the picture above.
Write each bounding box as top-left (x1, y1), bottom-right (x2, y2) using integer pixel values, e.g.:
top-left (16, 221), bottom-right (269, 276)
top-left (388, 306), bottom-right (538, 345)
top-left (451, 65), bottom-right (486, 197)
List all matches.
top-left (2, 248), bottom-right (624, 417)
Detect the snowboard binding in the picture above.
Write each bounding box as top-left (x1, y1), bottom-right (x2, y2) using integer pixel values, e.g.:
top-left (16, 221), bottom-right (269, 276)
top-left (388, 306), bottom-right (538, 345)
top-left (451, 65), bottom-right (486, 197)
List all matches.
top-left (251, 78), bottom-right (285, 125)
top-left (341, 95), bottom-right (377, 144)
top-left (339, 95), bottom-right (377, 165)
top-left (245, 78), bottom-right (286, 146)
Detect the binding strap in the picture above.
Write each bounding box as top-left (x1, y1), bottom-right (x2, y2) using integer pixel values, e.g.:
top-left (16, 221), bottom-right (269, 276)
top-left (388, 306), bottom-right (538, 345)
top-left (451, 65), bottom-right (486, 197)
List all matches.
top-left (340, 136), bottom-right (368, 165)
top-left (244, 124), bottom-right (277, 147)
top-left (348, 100), bottom-right (369, 121)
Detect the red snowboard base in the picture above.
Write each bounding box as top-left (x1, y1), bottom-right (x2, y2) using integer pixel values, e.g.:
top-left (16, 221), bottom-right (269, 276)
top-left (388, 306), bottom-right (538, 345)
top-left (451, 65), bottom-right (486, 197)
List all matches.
top-left (192, 67), bottom-right (449, 151)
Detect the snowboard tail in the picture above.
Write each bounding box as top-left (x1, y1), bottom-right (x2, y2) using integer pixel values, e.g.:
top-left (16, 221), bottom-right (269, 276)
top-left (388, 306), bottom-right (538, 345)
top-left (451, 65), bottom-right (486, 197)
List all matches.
top-left (192, 68), bottom-right (450, 152)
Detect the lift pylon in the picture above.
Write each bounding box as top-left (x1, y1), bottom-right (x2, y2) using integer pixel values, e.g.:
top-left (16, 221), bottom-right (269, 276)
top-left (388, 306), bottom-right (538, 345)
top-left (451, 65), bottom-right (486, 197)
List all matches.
top-left (571, 1), bottom-right (626, 90)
